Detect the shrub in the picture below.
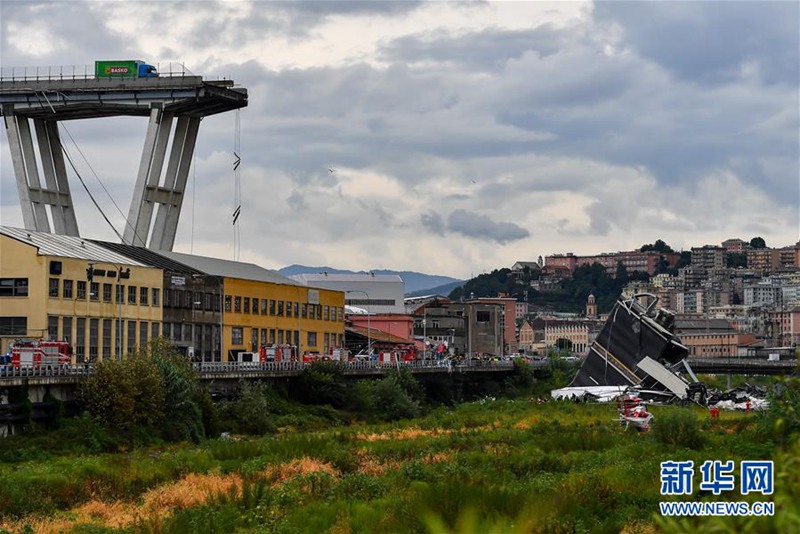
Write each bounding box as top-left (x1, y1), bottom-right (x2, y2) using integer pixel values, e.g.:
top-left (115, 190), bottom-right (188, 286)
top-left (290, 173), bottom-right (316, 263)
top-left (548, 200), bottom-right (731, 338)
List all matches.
top-left (370, 376), bottom-right (422, 421)
top-left (651, 409), bottom-right (705, 450)
top-left (758, 373), bottom-right (800, 446)
top-left (78, 338), bottom-right (211, 444)
top-left (217, 381), bottom-right (276, 435)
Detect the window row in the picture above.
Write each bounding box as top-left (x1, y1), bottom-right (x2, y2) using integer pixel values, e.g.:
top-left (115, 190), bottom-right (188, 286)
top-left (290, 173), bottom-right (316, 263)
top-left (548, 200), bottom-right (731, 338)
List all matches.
top-left (45, 315), bottom-right (160, 362)
top-left (163, 289), bottom-right (221, 311)
top-left (45, 278), bottom-right (160, 306)
top-left (223, 296), bottom-right (344, 322)
top-left (229, 327), bottom-right (344, 351)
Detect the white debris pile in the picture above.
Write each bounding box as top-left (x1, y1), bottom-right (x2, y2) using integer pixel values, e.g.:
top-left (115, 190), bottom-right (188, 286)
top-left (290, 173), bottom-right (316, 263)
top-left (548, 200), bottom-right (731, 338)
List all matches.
top-left (707, 383), bottom-right (770, 411)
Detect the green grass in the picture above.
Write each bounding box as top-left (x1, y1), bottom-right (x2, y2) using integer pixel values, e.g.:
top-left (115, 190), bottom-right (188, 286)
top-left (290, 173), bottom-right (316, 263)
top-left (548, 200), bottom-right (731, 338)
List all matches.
top-left (0, 399), bottom-right (791, 534)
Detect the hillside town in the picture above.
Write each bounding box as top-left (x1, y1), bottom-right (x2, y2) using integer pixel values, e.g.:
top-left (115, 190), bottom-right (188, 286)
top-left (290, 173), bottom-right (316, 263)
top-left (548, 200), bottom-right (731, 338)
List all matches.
top-left (2, 227), bottom-right (799, 366)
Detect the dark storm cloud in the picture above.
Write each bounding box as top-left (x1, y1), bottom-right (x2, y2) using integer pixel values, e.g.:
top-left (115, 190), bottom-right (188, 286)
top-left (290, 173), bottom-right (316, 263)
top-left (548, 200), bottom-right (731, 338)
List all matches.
top-left (446, 209), bottom-right (529, 244)
top-left (380, 25), bottom-right (563, 70)
top-left (593, 1), bottom-right (800, 86)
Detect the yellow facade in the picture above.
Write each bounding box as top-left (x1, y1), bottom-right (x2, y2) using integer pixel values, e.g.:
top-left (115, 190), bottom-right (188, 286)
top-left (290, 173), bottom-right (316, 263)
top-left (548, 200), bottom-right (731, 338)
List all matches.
top-left (221, 277), bottom-right (345, 359)
top-left (1, 234), bottom-right (163, 362)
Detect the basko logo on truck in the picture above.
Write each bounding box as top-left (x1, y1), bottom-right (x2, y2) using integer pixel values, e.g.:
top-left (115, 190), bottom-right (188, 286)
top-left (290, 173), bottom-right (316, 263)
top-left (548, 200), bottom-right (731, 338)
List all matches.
top-left (108, 66), bottom-right (130, 74)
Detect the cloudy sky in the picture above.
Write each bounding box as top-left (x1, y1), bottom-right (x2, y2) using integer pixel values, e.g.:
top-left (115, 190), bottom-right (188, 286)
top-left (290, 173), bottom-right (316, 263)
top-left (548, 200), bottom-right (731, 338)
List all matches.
top-left (1, 1), bottom-right (798, 279)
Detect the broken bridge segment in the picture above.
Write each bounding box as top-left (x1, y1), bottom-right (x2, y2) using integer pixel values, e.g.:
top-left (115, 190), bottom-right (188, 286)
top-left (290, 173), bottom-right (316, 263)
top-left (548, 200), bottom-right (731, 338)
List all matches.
top-left (1, 73), bottom-right (247, 250)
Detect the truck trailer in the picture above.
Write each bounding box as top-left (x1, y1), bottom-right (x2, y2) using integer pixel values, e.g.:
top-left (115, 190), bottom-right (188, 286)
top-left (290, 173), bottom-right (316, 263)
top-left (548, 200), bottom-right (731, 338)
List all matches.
top-left (95, 60), bottom-right (158, 78)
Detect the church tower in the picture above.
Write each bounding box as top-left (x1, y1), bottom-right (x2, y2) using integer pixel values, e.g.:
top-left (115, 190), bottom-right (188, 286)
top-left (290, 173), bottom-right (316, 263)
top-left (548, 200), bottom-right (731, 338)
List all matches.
top-left (586, 294), bottom-right (597, 318)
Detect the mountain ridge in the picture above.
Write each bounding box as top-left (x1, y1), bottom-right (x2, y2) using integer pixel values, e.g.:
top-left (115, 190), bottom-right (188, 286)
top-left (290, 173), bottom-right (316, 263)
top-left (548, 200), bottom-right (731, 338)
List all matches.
top-left (278, 264), bottom-right (464, 295)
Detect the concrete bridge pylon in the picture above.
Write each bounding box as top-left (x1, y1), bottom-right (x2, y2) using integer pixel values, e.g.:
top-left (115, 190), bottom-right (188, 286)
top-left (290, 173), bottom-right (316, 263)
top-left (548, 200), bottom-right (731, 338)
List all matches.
top-left (1, 70), bottom-right (247, 250)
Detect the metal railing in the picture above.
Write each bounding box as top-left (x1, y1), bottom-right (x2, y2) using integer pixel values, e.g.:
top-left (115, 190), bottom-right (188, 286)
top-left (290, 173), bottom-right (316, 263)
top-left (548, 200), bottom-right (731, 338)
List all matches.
top-left (0, 364), bottom-right (94, 379)
top-left (0, 358), bottom-right (522, 381)
top-left (0, 63), bottom-right (198, 83)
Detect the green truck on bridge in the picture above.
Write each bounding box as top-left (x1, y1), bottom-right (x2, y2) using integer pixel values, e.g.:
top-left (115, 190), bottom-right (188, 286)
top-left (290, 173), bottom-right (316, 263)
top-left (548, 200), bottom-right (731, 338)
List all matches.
top-left (95, 60), bottom-right (158, 78)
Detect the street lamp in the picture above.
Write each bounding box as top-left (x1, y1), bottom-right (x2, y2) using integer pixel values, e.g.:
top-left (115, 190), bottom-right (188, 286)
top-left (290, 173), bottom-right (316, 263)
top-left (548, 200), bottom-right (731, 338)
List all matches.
top-left (346, 290), bottom-right (371, 360)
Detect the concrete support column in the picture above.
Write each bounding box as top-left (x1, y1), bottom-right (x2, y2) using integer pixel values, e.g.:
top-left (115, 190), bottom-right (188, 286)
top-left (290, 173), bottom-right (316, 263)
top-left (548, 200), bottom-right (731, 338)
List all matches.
top-left (125, 105), bottom-right (171, 246)
top-left (34, 119), bottom-right (79, 236)
top-left (4, 114), bottom-right (50, 231)
top-left (150, 116), bottom-right (201, 250)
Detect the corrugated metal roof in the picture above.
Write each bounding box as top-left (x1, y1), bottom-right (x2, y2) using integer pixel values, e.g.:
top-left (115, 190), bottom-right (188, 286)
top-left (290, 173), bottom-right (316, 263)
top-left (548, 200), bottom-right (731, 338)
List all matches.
top-left (158, 250), bottom-right (302, 286)
top-left (90, 240), bottom-right (203, 275)
top-left (1, 226), bottom-right (145, 266)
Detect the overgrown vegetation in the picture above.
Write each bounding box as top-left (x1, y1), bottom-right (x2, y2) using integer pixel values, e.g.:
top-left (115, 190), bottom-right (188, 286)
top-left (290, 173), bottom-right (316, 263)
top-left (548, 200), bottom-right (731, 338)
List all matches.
top-left (78, 338), bottom-right (212, 446)
top-left (0, 397), bottom-right (792, 533)
top-left (1, 358), bottom-right (795, 533)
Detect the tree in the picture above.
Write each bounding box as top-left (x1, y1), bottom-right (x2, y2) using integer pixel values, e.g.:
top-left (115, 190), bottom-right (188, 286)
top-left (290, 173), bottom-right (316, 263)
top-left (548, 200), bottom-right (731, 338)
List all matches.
top-left (727, 252), bottom-right (747, 268)
top-left (79, 339), bottom-right (210, 443)
top-left (640, 239), bottom-right (674, 253)
top-left (750, 237), bottom-right (767, 249)
top-left (677, 251), bottom-right (692, 268)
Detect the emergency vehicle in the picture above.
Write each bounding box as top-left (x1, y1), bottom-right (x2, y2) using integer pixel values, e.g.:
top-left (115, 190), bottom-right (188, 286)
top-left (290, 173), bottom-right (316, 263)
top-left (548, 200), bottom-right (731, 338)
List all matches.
top-left (11, 340), bottom-right (72, 368)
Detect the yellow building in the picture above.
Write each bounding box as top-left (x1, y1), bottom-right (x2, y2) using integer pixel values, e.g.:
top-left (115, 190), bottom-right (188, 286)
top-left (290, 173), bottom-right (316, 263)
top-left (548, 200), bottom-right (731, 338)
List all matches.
top-left (1, 227), bottom-right (163, 361)
top-left (145, 250), bottom-right (345, 361)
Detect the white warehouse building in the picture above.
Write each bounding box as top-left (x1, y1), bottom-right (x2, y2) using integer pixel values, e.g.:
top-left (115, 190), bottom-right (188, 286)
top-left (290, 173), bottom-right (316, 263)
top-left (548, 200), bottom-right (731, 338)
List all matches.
top-left (289, 273), bottom-right (405, 314)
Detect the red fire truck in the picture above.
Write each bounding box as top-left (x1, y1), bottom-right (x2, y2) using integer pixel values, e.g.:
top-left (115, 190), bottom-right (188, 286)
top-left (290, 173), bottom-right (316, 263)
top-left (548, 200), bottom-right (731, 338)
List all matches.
top-left (11, 340), bottom-right (72, 368)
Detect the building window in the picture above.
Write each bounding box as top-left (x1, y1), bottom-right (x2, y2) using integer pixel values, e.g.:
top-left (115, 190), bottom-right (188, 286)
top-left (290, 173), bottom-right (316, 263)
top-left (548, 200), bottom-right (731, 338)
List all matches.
top-left (102, 319), bottom-right (112, 359)
top-left (128, 321), bottom-right (136, 352)
top-left (115, 319), bottom-right (122, 358)
top-left (49, 278), bottom-right (60, 298)
top-left (323, 306), bottom-right (329, 321)
top-left (152, 288), bottom-right (160, 307)
top-left (269, 329), bottom-right (276, 344)
top-left (302, 304), bottom-right (308, 319)
top-left (324, 332), bottom-right (330, 351)
top-left (116, 284), bottom-right (125, 303)
top-left (224, 295), bottom-right (232, 312)
top-left (103, 283), bottom-right (112, 302)
top-left (140, 287), bottom-right (149, 306)
top-left (476, 311), bottom-right (491, 322)
top-left (63, 280), bottom-right (73, 299)
top-left (0, 278), bottom-right (29, 297)
top-left (278, 330), bottom-right (284, 344)
top-left (251, 328), bottom-right (258, 351)
top-left (277, 301), bottom-right (284, 316)
top-left (46, 315), bottom-right (59, 340)
top-left (260, 299), bottom-right (267, 315)
top-left (286, 301), bottom-right (292, 318)
top-left (63, 317), bottom-right (72, 344)
top-left (77, 281), bottom-right (86, 299)
top-left (294, 302), bottom-right (299, 318)
top-left (252, 298), bottom-right (259, 315)
top-left (260, 328), bottom-right (267, 347)
top-left (90, 282), bottom-right (100, 301)
top-left (128, 286), bottom-right (137, 304)
top-left (231, 327), bottom-right (243, 345)
top-left (244, 297), bottom-right (250, 314)
top-left (307, 331), bottom-right (317, 347)
top-left (232, 296), bottom-right (240, 313)
top-left (151, 322), bottom-right (160, 340)
top-left (89, 318), bottom-right (99, 361)
top-left (76, 318), bottom-right (86, 360)
top-left (270, 300), bottom-right (276, 315)
top-left (140, 321), bottom-right (148, 348)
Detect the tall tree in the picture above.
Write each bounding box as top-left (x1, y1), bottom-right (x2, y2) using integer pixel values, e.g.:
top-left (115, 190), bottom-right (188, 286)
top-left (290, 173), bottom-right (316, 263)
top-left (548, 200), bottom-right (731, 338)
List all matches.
top-left (749, 236), bottom-right (767, 249)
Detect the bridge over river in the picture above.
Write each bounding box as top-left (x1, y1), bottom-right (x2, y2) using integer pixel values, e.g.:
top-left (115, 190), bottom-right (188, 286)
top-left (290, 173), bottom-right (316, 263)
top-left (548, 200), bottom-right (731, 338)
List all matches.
top-left (0, 357), bottom-right (795, 388)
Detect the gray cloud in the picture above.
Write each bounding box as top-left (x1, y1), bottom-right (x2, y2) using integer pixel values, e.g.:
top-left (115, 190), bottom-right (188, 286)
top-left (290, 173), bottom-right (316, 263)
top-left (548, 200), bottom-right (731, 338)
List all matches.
top-left (447, 209), bottom-right (529, 244)
top-left (593, 1), bottom-right (800, 87)
top-left (1, 1), bottom-right (797, 278)
top-left (380, 25), bottom-right (563, 71)
top-left (421, 213), bottom-right (445, 235)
